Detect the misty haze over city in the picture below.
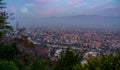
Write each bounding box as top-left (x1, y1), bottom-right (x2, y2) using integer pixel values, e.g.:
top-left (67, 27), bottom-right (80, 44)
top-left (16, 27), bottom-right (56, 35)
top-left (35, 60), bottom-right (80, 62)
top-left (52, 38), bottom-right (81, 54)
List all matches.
top-left (18, 15), bottom-right (120, 29)
top-left (4, 0), bottom-right (120, 29)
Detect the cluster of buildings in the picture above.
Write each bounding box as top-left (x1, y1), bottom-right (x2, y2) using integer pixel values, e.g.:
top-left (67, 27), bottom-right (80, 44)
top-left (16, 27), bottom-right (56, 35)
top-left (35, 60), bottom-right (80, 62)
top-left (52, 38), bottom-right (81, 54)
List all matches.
top-left (26, 28), bottom-right (120, 60)
top-left (27, 28), bottom-right (120, 49)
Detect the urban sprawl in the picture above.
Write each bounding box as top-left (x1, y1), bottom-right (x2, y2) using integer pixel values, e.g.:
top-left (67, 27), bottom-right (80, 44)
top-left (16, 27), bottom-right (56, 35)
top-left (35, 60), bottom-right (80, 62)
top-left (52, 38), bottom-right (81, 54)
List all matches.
top-left (18, 27), bottom-right (120, 62)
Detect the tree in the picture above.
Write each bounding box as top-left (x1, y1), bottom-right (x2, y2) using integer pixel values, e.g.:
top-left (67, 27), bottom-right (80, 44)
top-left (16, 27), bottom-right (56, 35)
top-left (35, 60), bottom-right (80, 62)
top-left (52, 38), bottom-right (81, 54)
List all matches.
top-left (72, 64), bottom-right (83, 70)
top-left (0, 0), bottom-right (13, 38)
top-left (53, 48), bottom-right (84, 70)
top-left (0, 59), bottom-right (19, 70)
top-left (30, 59), bottom-right (50, 70)
top-left (0, 43), bottom-right (18, 60)
top-left (85, 51), bottom-right (120, 70)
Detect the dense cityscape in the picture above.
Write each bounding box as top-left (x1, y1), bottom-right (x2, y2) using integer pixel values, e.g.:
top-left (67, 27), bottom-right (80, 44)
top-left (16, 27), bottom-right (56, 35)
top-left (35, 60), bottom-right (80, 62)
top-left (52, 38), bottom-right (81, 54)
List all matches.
top-left (22, 27), bottom-right (120, 60)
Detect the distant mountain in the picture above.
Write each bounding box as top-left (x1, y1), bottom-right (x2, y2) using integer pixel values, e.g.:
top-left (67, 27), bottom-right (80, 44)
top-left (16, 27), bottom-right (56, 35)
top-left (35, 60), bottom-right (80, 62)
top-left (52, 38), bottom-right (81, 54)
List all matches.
top-left (19, 15), bottom-right (120, 29)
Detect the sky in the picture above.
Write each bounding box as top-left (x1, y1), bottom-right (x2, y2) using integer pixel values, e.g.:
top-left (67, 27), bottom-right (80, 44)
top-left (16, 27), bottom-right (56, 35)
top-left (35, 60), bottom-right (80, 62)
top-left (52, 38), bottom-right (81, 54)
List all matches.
top-left (4, 0), bottom-right (120, 17)
top-left (3, 0), bottom-right (120, 29)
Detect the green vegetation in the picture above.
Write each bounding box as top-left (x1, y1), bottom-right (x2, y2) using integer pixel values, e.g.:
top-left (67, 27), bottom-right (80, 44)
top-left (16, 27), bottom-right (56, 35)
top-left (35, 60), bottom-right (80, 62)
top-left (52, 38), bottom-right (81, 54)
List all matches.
top-left (30, 59), bottom-right (49, 70)
top-left (53, 48), bottom-right (83, 70)
top-left (0, 0), bottom-right (13, 38)
top-left (85, 52), bottom-right (120, 70)
top-left (0, 43), bottom-right (18, 60)
top-left (0, 59), bottom-right (19, 70)
top-left (0, 43), bottom-right (120, 70)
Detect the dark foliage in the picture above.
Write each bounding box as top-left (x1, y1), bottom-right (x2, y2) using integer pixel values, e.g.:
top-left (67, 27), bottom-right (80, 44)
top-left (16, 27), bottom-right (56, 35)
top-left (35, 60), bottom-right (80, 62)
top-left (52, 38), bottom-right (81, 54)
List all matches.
top-left (0, 0), bottom-right (13, 38)
top-left (53, 48), bottom-right (83, 70)
top-left (0, 43), bottom-right (18, 60)
top-left (0, 59), bottom-right (19, 70)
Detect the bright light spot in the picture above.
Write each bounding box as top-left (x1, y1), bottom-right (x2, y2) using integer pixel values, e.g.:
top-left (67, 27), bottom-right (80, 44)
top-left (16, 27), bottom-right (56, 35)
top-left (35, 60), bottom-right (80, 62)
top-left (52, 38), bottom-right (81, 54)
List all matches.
top-left (20, 7), bottom-right (28, 13)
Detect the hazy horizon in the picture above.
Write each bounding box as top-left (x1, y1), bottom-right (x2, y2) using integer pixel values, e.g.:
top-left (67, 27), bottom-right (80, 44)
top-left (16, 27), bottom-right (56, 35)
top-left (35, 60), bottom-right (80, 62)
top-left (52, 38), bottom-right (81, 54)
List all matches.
top-left (4, 0), bottom-right (120, 29)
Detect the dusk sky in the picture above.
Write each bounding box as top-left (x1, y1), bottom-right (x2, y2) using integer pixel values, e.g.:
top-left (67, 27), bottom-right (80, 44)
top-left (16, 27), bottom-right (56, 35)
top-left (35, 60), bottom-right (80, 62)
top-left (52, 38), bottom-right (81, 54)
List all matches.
top-left (3, 0), bottom-right (120, 28)
top-left (4, 0), bottom-right (120, 17)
